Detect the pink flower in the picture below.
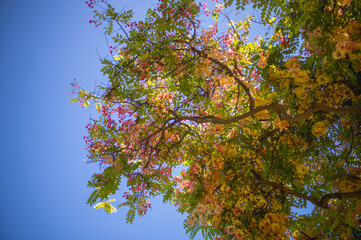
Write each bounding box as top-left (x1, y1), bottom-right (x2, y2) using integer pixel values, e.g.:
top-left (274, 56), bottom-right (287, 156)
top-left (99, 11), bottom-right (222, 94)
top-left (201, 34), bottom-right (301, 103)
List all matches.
top-left (173, 176), bottom-right (182, 182)
top-left (215, 3), bottom-right (224, 12)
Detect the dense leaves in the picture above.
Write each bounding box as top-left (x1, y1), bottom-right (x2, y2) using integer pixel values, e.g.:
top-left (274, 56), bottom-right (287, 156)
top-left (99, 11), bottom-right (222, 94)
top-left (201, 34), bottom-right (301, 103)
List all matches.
top-left (73, 0), bottom-right (361, 238)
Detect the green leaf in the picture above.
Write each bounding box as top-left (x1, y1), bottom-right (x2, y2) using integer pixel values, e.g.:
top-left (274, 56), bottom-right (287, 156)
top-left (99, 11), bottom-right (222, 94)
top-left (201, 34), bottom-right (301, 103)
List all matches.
top-left (94, 199), bottom-right (118, 214)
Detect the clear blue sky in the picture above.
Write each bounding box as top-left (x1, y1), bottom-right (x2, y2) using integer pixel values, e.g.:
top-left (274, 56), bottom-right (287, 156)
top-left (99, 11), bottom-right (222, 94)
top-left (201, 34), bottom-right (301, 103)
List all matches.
top-left (0, 1), bottom-right (311, 239)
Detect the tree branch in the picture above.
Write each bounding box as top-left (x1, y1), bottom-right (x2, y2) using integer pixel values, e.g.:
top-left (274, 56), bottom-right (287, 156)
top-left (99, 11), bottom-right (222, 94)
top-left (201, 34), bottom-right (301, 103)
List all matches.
top-left (319, 191), bottom-right (361, 208)
top-left (248, 170), bottom-right (322, 208)
top-left (188, 45), bottom-right (255, 110)
top-left (269, 103), bottom-right (361, 121)
top-left (171, 102), bottom-right (361, 124)
top-left (249, 170), bottom-right (361, 209)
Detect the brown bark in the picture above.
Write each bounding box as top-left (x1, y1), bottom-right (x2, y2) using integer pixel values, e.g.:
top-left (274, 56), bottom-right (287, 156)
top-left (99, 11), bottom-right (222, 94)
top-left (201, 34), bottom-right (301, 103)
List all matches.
top-left (249, 170), bottom-right (361, 209)
top-left (171, 102), bottom-right (361, 124)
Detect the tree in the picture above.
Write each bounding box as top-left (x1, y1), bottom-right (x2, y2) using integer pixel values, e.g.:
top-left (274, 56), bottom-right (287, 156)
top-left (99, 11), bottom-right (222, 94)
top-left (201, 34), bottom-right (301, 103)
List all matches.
top-left (72, 0), bottom-right (361, 238)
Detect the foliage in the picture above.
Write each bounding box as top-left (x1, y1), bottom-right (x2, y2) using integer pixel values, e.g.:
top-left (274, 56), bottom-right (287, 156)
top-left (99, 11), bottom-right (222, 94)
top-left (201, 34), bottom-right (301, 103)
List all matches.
top-left (73, 0), bottom-right (361, 238)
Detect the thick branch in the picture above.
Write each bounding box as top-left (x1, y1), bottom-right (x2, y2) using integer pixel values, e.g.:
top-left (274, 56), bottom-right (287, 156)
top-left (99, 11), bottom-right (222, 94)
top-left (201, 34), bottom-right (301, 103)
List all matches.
top-left (248, 170), bottom-right (322, 208)
top-left (176, 104), bottom-right (271, 124)
top-left (319, 191), bottom-right (361, 208)
top-left (171, 102), bottom-right (361, 124)
top-left (249, 170), bottom-right (361, 209)
top-left (270, 103), bottom-right (361, 121)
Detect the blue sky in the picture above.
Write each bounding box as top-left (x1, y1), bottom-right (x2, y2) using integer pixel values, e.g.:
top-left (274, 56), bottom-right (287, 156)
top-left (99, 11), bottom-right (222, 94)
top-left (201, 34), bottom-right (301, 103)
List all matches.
top-left (0, 1), bottom-right (312, 239)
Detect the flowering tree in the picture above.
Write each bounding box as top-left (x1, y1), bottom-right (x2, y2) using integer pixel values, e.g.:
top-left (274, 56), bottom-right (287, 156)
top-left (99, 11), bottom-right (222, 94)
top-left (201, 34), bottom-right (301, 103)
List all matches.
top-left (73, 0), bottom-right (361, 238)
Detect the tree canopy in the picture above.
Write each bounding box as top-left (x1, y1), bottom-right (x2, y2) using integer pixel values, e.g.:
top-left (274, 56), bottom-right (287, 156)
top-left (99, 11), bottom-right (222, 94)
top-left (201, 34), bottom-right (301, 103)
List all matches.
top-left (73, 0), bottom-right (361, 238)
